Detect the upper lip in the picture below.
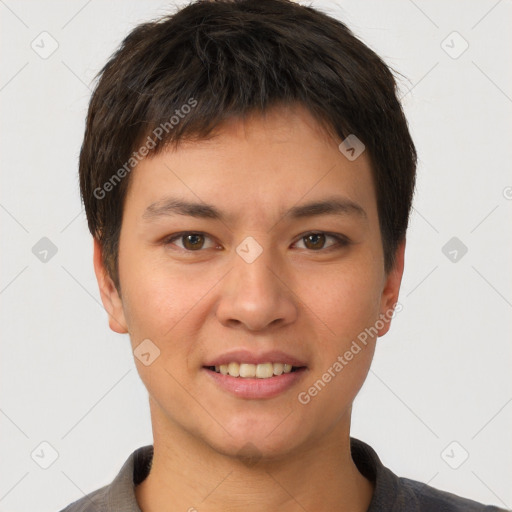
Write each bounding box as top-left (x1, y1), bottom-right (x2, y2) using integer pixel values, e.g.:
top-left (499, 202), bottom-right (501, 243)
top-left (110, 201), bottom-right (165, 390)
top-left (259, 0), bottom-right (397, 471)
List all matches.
top-left (203, 349), bottom-right (308, 367)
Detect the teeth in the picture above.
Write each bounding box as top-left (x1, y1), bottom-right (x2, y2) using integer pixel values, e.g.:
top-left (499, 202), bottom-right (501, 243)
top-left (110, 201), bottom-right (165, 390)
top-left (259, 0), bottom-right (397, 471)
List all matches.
top-left (255, 362), bottom-right (273, 378)
top-left (215, 362), bottom-right (299, 378)
top-left (239, 363), bottom-right (256, 378)
top-left (273, 363), bottom-right (284, 375)
top-left (228, 362), bottom-right (240, 377)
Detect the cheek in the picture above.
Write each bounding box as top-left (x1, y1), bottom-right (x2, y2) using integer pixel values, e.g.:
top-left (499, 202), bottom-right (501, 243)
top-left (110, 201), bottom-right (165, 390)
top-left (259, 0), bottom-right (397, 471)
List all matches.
top-left (121, 271), bottom-right (194, 344)
top-left (118, 236), bottom-right (190, 335)
top-left (120, 268), bottom-right (202, 400)
top-left (118, 252), bottom-right (221, 371)
top-left (301, 261), bottom-right (383, 348)
top-left (294, 269), bottom-right (380, 429)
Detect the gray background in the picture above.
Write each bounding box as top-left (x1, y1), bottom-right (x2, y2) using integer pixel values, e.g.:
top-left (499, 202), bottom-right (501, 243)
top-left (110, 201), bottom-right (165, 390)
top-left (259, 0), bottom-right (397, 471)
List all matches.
top-left (1, 0), bottom-right (511, 510)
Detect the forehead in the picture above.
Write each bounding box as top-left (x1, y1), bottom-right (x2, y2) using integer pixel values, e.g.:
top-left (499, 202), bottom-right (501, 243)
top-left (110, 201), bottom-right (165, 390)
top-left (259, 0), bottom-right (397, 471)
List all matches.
top-left (124, 105), bottom-right (378, 225)
top-left (178, 103), bottom-right (338, 149)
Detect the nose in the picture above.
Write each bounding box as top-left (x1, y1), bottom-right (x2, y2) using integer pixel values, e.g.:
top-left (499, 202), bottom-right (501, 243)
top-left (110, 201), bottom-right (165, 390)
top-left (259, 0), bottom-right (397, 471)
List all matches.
top-left (215, 244), bottom-right (298, 332)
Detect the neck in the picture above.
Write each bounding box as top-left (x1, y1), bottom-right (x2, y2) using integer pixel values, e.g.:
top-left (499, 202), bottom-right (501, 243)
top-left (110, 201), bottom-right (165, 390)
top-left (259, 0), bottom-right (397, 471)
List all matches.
top-left (135, 402), bottom-right (374, 512)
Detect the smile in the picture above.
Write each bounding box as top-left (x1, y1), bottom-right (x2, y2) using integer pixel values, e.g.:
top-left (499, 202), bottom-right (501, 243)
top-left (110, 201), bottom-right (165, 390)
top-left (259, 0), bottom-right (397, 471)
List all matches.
top-left (203, 363), bottom-right (308, 399)
top-left (205, 362), bottom-right (304, 379)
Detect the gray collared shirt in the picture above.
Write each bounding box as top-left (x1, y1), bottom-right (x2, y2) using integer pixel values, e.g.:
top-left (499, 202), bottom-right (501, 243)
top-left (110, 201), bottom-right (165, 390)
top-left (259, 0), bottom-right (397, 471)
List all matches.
top-left (59, 438), bottom-right (508, 511)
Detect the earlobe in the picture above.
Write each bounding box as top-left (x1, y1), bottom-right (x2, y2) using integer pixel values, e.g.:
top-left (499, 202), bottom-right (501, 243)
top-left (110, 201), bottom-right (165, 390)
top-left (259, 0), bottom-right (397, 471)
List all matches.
top-left (377, 240), bottom-right (406, 337)
top-left (92, 238), bottom-right (128, 334)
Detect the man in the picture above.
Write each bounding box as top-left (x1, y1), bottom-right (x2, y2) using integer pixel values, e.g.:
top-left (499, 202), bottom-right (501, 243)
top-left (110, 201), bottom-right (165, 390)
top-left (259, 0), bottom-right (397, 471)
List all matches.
top-left (60, 1), bottom-right (507, 510)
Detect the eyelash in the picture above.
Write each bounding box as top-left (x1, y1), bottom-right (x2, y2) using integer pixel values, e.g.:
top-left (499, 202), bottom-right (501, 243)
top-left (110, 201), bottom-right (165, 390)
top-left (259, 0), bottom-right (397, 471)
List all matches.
top-left (162, 231), bottom-right (351, 253)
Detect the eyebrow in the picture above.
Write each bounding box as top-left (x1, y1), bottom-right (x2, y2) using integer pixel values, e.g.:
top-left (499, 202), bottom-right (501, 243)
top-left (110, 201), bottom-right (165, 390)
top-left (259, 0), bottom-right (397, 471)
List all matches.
top-left (142, 196), bottom-right (367, 222)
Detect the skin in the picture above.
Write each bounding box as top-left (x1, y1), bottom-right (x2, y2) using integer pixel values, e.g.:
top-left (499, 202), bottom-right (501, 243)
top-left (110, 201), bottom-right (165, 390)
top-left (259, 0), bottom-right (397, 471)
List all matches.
top-left (94, 104), bottom-right (405, 512)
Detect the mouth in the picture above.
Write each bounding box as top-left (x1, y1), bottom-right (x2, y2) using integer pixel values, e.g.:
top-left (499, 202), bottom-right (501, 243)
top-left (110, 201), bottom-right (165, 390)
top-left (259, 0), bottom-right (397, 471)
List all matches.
top-left (202, 350), bottom-right (308, 398)
top-left (202, 360), bottom-right (308, 399)
top-left (203, 362), bottom-right (307, 379)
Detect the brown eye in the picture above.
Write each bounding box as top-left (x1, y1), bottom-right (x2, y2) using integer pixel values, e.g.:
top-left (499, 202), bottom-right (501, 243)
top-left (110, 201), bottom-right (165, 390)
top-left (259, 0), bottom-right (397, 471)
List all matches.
top-left (164, 232), bottom-right (217, 251)
top-left (303, 233), bottom-right (327, 250)
top-left (294, 232), bottom-right (350, 252)
top-left (181, 233), bottom-right (205, 250)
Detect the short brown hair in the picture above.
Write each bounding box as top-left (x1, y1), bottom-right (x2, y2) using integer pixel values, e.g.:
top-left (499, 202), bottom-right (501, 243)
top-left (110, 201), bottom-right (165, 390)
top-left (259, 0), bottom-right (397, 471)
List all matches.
top-left (79, 0), bottom-right (417, 291)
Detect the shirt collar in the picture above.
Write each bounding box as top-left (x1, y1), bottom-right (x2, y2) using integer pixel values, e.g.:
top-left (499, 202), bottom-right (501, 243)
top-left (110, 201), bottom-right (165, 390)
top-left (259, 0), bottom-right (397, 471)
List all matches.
top-left (104, 438), bottom-right (401, 511)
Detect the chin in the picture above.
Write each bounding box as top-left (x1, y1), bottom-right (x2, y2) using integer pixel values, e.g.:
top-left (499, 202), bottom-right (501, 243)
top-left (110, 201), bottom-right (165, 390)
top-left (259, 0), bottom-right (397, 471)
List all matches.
top-left (213, 436), bottom-right (300, 464)
top-left (202, 414), bottom-right (306, 462)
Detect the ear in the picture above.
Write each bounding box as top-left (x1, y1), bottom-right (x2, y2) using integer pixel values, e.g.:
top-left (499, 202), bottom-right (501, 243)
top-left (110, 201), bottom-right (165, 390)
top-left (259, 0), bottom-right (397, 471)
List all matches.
top-left (93, 238), bottom-right (128, 334)
top-left (377, 239), bottom-right (406, 337)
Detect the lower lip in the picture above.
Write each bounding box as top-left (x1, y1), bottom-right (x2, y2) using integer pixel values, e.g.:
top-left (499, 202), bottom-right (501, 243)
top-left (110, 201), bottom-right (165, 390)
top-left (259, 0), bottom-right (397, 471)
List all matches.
top-left (203, 368), bottom-right (307, 399)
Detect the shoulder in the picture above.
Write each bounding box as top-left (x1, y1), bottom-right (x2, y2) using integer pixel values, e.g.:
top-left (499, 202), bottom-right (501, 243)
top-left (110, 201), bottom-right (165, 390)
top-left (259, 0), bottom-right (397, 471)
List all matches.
top-left (398, 476), bottom-right (508, 512)
top-left (56, 445), bottom-right (153, 512)
top-left (350, 438), bottom-right (508, 512)
top-left (57, 484), bottom-right (109, 512)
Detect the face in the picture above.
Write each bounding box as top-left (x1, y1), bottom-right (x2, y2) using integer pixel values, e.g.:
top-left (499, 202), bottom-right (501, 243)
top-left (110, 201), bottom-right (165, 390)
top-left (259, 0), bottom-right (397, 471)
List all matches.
top-left (95, 104), bottom-right (404, 461)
